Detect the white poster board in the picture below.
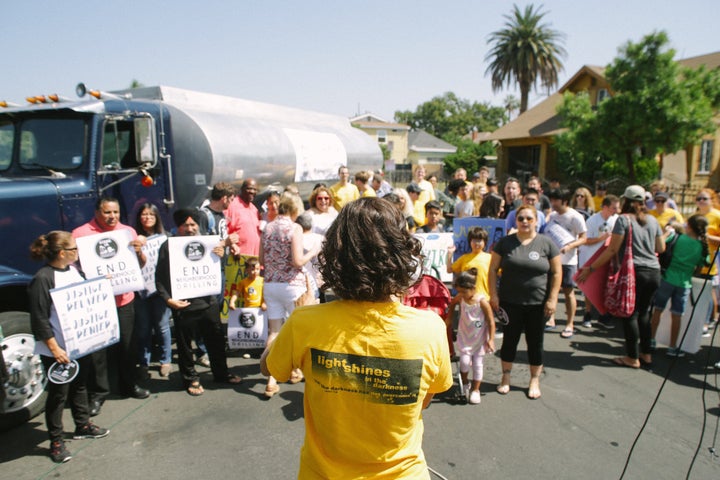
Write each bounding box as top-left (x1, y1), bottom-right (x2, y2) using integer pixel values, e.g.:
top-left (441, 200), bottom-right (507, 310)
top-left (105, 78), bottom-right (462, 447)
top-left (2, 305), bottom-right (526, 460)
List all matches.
top-left (283, 128), bottom-right (348, 183)
top-left (414, 232), bottom-right (454, 283)
top-left (76, 229), bottom-right (144, 295)
top-left (140, 234), bottom-right (167, 295)
top-left (49, 277), bottom-right (120, 359)
top-left (227, 307), bottom-right (267, 349)
top-left (168, 235), bottom-right (222, 299)
top-left (655, 277), bottom-right (712, 354)
top-left (544, 223), bottom-right (575, 249)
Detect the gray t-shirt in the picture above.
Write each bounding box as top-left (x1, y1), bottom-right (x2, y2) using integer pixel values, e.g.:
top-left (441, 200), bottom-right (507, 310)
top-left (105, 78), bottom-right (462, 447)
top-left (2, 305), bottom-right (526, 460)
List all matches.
top-left (493, 234), bottom-right (560, 305)
top-left (612, 214), bottom-right (661, 269)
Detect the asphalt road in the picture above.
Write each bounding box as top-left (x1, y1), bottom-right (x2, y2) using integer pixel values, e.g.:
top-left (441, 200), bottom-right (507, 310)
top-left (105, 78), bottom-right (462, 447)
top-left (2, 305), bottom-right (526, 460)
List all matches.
top-left (2, 303), bottom-right (720, 480)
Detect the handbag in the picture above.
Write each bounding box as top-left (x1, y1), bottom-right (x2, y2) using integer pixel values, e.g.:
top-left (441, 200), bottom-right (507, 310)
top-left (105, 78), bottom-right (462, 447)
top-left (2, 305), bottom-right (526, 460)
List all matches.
top-left (604, 216), bottom-right (636, 317)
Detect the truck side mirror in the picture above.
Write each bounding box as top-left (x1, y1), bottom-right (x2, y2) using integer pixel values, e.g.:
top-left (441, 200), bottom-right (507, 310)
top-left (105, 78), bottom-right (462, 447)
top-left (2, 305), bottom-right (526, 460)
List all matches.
top-left (134, 117), bottom-right (157, 168)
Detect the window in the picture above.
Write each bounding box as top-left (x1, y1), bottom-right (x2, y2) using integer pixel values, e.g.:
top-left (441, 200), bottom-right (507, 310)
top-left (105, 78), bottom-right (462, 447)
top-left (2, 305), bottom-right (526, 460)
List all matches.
top-left (377, 129), bottom-right (387, 143)
top-left (597, 88), bottom-right (609, 103)
top-left (18, 118), bottom-right (86, 171)
top-left (101, 120), bottom-right (136, 169)
top-left (0, 121), bottom-right (13, 171)
top-left (698, 140), bottom-right (714, 174)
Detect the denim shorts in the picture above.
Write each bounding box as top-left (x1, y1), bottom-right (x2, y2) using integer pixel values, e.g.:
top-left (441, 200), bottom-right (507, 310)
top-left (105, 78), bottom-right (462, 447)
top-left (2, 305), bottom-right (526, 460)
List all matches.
top-left (652, 279), bottom-right (690, 315)
top-left (561, 265), bottom-right (577, 289)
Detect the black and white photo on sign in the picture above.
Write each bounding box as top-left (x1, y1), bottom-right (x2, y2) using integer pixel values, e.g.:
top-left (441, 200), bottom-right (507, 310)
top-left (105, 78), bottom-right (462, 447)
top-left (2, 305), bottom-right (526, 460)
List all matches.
top-left (49, 277), bottom-right (120, 360)
top-left (227, 307), bottom-right (267, 349)
top-left (168, 235), bottom-right (222, 299)
top-left (76, 229), bottom-right (145, 294)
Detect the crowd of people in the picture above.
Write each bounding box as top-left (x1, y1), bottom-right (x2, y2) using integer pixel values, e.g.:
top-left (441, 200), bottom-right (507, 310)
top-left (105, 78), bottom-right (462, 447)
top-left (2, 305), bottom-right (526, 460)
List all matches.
top-left (26, 165), bottom-right (720, 471)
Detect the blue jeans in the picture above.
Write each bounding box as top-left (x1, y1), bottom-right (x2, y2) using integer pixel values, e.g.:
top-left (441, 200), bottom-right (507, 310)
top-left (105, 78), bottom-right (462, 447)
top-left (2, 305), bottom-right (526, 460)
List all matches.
top-left (135, 294), bottom-right (172, 365)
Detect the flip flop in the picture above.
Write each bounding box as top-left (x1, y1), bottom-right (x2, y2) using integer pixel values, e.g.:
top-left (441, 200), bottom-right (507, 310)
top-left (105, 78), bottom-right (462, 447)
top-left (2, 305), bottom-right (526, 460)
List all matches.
top-left (187, 381), bottom-right (204, 396)
top-left (544, 324), bottom-right (557, 331)
top-left (560, 328), bottom-right (574, 338)
top-left (612, 357), bottom-right (640, 369)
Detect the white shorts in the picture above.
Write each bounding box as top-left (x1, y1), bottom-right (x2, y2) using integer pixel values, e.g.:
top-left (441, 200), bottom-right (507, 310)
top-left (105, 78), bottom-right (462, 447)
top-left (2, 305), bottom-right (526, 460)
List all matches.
top-left (264, 282), bottom-right (306, 320)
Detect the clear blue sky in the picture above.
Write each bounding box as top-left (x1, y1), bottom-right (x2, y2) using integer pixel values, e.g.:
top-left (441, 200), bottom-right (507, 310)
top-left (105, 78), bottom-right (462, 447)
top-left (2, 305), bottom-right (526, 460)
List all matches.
top-left (2, 1), bottom-right (716, 121)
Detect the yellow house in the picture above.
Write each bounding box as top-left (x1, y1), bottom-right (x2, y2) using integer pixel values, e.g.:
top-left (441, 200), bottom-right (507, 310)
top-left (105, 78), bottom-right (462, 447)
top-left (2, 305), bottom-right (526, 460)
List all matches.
top-left (350, 114), bottom-right (410, 170)
top-left (487, 52), bottom-right (720, 188)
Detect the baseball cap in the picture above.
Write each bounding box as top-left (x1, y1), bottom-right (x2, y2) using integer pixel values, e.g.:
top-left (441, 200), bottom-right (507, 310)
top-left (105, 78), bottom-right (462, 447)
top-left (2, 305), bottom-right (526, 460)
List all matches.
top-left (622, 185), bottom-right (646, 202)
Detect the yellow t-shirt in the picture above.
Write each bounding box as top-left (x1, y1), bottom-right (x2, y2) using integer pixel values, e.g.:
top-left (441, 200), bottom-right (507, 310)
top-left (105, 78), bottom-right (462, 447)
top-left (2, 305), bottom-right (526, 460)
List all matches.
top-left (451, 251), bottom-right (491, 297)
top-left (330, 182), bottom-right (360, 211)
top-left (701, 208), bottom-right (720, 275)
top-left (648, 208), bottom-right (684, 229)
top-left (592, 195), bottom-right (604, 213)
top-left (266, 300), bottom-right (452, 480)
top-left (239, 276), bottom-right (263, 308)
top-left (361, 187), bottom-right (376, 198)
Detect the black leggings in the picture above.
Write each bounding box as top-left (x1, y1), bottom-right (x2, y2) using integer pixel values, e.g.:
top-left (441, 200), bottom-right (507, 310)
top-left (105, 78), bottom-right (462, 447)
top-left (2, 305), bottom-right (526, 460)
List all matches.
top-left (499, 302), bottom-right (545, 366)
top-left (620, 266), bottom-right (661, 359)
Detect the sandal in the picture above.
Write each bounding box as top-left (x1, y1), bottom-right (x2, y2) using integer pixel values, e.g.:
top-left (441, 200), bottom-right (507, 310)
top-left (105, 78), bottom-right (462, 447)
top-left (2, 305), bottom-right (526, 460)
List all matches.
top-left (264, 384), bottom-right (280, 398)
top-left (216, 373), bottom-right (242, 384)
top-left (187, 381), bottom-right (204, 396)
top-left (560, 328), bottom-right (575, 339)
top-left (612, 357), bottom-right (640, 369)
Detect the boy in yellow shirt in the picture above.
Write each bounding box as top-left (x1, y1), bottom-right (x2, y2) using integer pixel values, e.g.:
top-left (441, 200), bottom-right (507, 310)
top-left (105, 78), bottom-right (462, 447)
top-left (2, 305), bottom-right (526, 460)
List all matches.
top-left (229, 257), bottom-right (267, 311)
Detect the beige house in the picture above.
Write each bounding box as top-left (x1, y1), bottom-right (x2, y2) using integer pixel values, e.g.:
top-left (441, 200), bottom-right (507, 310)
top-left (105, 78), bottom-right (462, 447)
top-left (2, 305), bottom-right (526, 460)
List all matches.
top-left (350, 114), bottom-right (410, 170)
top-left (487, 52), bottom-right (720, 188)
top-left (351, 114), bottom-right (456, 177)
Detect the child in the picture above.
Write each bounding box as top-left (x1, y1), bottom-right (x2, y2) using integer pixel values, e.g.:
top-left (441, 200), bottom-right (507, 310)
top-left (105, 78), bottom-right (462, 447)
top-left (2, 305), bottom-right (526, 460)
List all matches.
top-left (445, 268), bottom-right (495, 404)
top-left (229, 257), bottom-right (267, 311)
top-left (296, 213), bottom-right (323, 303)
top-left (446, 226), bottom-right (491, 297)
top-left (650, 214), bottom-right (709, 356)
top-left (419, 200), bottom-right (445, 233)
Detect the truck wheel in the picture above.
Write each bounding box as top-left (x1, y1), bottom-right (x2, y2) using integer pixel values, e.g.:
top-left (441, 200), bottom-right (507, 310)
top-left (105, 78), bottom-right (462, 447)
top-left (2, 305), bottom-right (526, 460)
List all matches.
top-left (0, 311), bottom-right (47, 432)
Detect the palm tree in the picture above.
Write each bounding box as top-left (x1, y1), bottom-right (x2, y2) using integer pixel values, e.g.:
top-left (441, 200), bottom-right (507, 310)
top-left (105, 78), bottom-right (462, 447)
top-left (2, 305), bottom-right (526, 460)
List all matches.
top-left (503, 94), bottom-right (520, 123)
top-left (485, 4), bottom-right (567, 113)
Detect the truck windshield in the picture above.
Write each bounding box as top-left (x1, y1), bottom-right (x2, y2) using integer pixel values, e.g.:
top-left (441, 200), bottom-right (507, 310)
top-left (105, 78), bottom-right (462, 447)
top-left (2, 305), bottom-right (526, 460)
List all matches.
top-left (18, 118), bottom-right (86, 171)
top-left (0, 120), bottom-right (12, 171)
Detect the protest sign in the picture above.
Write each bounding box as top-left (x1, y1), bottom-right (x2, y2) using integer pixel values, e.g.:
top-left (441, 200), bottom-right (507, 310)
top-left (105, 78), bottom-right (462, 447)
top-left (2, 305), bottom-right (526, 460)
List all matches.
top-left (451, 217), bottom-right (506, 261)
top-left (544, 223), bottom-right (575, 249)
top-left (76, 229), bottom-right (144, 295)
top-left (414, 232), bottom-right (453, 283)
top-left (49, 277), bottom-right (120, 359)
top-left (168, 235), bottom-right (221, 299)
top-left (220, 255), bottom-right (257, 320)
top-left (140, 234), bottom-right (167, 295)
top-left (227, 307), bottom-right (267, 349)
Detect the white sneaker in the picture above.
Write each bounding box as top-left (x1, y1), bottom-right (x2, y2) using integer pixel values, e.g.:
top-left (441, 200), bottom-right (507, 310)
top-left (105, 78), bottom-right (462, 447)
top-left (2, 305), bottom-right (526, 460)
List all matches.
top-left (468, 390), bottom-right (481, 404)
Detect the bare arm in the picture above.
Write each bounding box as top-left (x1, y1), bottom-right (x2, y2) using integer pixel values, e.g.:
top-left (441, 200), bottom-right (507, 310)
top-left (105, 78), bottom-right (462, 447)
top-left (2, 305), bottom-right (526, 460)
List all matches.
top-left (576, 232), bottom-right (623, 282)
top-left (291, 224), bottom-right (319, 268)
top-left (544, 255), bottom-right (562, 318)
top-left (488, 251), bottom-right (502, 311)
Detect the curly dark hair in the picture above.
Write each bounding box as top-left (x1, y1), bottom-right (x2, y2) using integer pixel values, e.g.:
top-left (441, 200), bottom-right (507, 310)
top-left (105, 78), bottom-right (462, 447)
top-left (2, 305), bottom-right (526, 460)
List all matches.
top-left (319, 197), bottom-right (422, 301)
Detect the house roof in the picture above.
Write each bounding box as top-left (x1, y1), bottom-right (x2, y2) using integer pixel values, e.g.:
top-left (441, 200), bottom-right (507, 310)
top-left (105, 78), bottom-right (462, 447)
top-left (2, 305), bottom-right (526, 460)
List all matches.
top-left (408, 130), bottom-right (457, 153)
top-left (487, 51), bottom-right (720, 143)
top-left (351, 119), bottom-right (411, 130)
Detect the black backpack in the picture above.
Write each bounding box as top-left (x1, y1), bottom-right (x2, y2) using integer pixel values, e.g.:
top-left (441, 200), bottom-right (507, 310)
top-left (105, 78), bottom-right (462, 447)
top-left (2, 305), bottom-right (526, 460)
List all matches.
top-left (658, 233), bottom-right (680, 274)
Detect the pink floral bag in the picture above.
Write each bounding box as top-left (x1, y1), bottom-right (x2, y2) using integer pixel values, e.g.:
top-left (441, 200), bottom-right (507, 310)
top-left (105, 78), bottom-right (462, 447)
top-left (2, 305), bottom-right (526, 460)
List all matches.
top-left (604, 216), bottom-right (636, 317)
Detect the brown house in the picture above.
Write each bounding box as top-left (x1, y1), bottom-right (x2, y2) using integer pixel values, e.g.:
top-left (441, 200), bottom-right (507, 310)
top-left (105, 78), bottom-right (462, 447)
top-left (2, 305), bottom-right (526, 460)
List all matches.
top-left (487, 52), bottom-right (720, 188)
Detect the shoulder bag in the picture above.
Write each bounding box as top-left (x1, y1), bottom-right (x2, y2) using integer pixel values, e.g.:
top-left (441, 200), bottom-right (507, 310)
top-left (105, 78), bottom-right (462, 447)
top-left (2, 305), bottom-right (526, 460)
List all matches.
top-left (604, 216), bottom-right (636, 317)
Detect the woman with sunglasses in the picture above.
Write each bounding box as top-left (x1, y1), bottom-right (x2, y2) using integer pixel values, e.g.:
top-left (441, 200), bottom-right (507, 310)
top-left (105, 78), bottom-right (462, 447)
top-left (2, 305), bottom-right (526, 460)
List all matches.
top-left (694, 188), bottom-right (720, 334)
top-left (489, 205), bottom-right (561, 399)
top-left (648, 191), bottom-right (683, 229)
top-left (571, 187), bottom-right (595, 221)
top-left (577, 185), bottom-right (664, 369)
top-left (307, 186), bottom-right (339, 237)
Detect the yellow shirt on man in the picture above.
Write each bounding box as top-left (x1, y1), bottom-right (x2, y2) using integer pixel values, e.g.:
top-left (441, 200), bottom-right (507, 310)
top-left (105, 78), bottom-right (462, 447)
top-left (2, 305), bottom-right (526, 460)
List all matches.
top-left (329, 182), bottom-right (360, 211)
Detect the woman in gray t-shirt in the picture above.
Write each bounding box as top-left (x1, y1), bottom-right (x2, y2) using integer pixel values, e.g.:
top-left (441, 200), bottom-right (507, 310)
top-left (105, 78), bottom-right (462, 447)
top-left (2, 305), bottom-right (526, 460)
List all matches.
top-left (577, 185), bottom-right (664, 369)
top-left (489, 205), bottom-right (561, 400)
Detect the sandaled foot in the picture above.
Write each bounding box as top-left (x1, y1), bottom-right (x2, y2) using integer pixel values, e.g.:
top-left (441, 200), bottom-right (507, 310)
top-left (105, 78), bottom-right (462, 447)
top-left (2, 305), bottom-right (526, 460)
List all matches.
top-left (560, 328), bottom-right (575, 339)
top-left (159, 364), bottom-right (171, 377)
top-left (496, 384), bottom-right (510, 394)
top-left (289, 371), bottom-right (304, 384)
top-left (187, 382), bottom-right (204, 396)
top-left (527, 380), bottom-right (541, 400)
top-left (264, 384), bottom-right (280, 398)
top-left (216, 373), bottom-right (242, 384)
top-left (612, 357), bottom-right (640, 369)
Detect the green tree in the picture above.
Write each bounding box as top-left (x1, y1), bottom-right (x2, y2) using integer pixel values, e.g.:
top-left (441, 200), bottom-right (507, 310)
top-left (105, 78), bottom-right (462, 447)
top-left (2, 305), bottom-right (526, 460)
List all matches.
top-left (129, 79), bottom-right (144, 88)
top-left (485, 4), bottom-right (566, 113)
top-left (394, 92), bottom-right (505, 142)
top-left (556, 31), bottom-right (720, 184)
top-left (442, 139), bottom-right (496, 177)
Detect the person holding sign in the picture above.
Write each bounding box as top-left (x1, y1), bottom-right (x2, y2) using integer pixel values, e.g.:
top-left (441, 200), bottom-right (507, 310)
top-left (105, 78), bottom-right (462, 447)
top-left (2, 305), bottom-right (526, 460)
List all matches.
top-left (155, 208), bottom-right (242, 396)
top-left (261, 197), bottom-right (452, 479)
top-left (72, 197), bottom-right (149, 416)
top-left (29, 231), bottom-right (110, 464)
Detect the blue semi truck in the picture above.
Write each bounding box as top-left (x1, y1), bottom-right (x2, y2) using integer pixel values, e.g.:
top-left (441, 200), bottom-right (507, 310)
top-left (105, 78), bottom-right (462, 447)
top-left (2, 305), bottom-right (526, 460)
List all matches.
top-left (0, 84), bottom-right (381, 430)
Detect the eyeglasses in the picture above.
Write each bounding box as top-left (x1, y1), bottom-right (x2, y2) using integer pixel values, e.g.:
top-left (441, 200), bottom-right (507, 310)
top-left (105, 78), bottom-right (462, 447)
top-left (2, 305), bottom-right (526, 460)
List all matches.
top-left (696, 197), bottom-right (710, 201)
top-left (517, 215), bottom-right (534, 222)
top-left (316, 197), bottom-right (330, 201)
